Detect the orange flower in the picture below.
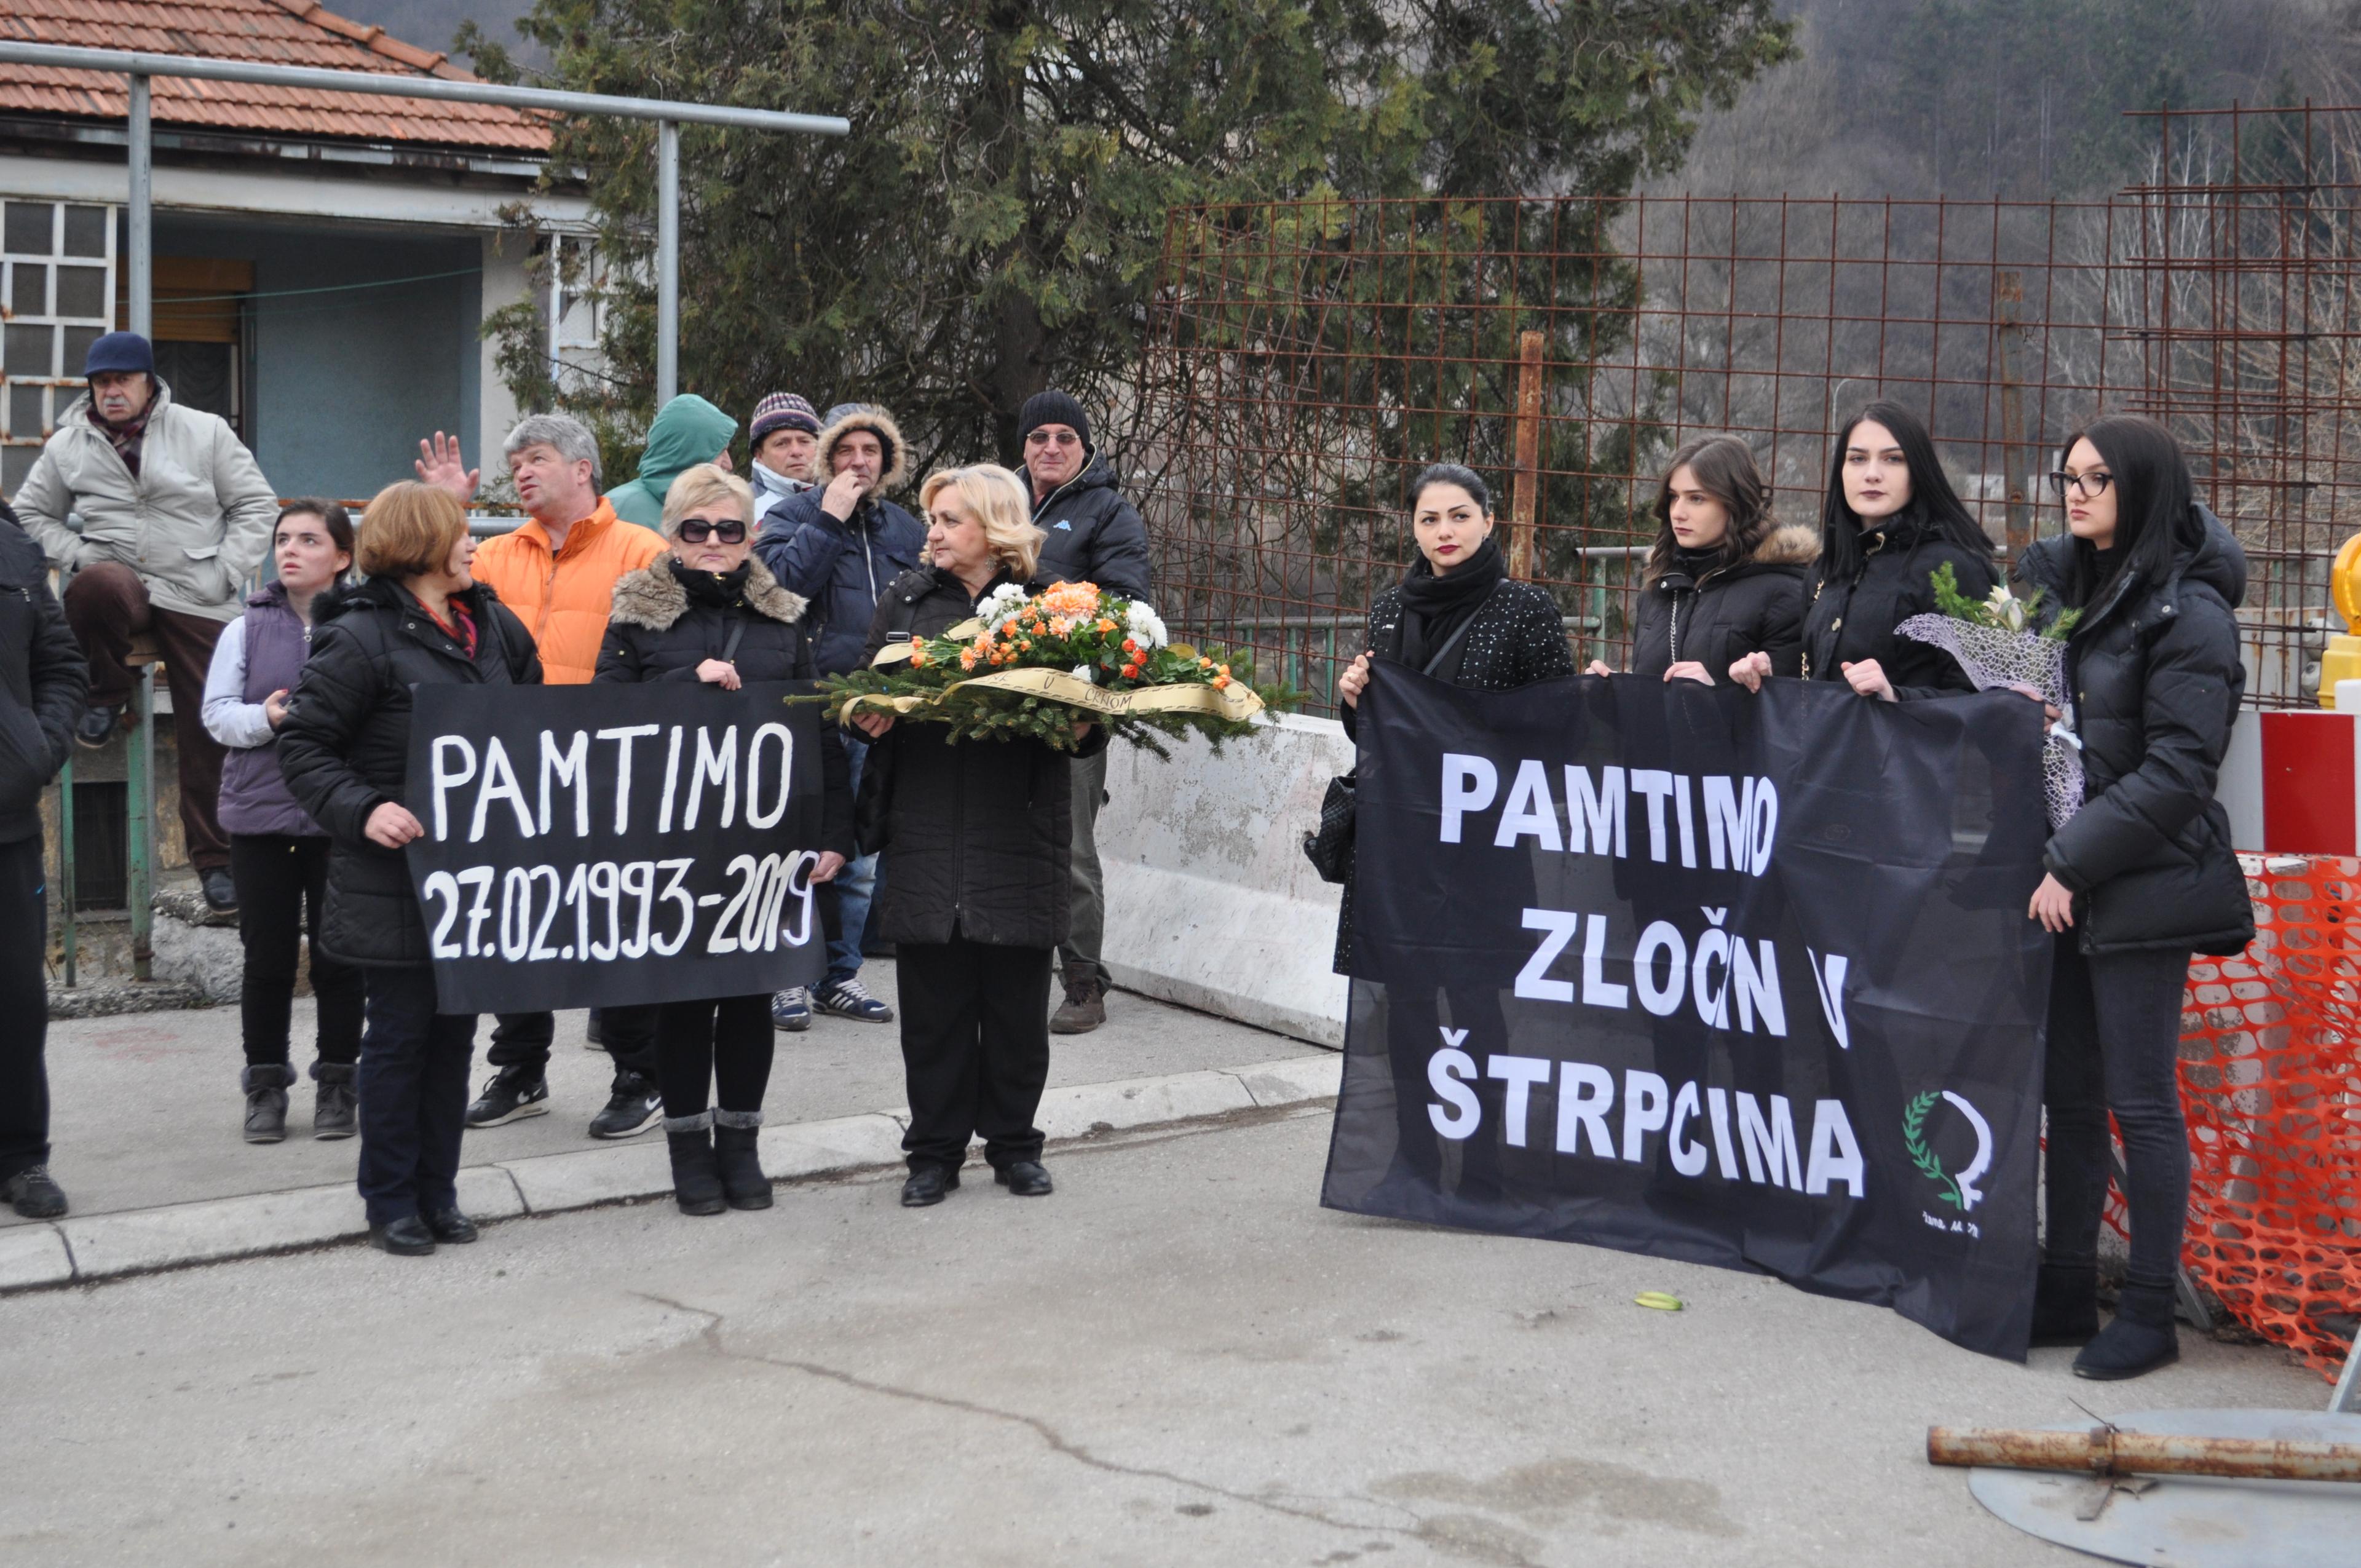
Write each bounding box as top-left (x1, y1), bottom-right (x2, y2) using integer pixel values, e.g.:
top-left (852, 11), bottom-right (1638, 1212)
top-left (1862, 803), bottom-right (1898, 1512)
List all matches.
top-left (1096, 617), bottom-right (1117, 633)
top-left (1040, 581), bottom-right (1102, 617)
top-left (1216, 663), bottom-right (1230, 676)
top-left (910, 649), bottom-right (928, 668)
top-left (1018, 638), bottom-right (1033, 651)
top-left (1198, 657), bottom-right (1213, 669)
top-left (1121, 638), bottom-right (1140, 655)
top-left (1121, 663), bottom-right (1141, 679)
top-left (1212, 675), bottom-right (1232, 690)
top-left (959, 648), bottom-right (979, 671)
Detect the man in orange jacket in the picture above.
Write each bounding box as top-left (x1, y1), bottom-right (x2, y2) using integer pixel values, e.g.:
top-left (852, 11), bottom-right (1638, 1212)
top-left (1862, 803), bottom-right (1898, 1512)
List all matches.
top-left (415, 414), bottom-right (669, 1140)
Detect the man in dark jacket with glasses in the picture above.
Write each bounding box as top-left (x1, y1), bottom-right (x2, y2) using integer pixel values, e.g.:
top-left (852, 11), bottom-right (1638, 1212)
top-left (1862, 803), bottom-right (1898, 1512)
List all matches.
top-left (1015, 390), bottom-right (1152, 1034)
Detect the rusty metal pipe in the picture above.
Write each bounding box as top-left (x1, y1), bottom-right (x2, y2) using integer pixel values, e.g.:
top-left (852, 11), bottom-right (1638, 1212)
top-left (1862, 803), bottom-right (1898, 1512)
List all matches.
top-left (1928, 1425), bottom-right (2361, 1482)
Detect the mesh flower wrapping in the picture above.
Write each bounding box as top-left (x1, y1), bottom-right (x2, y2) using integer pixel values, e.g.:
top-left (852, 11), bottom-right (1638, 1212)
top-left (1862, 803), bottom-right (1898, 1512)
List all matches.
top-left (1898, 612), bottom-right (2085, 828)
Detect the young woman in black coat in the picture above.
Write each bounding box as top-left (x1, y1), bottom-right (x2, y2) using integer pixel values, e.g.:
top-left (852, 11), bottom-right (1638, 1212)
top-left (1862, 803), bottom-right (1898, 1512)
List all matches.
top-left (2015, 416), bottom-right (2251, 1380)
top-left (279, 483), bottom-right (542, 1257)
top-left (847, 464), bottom-right (1104, 1209)
top-left (1332, 465), bottom-right (1574, 1205)
top-left (1586, 436), bottom-right (1815, 683)
top-left (595, 464), bottom-right (854, 1216)
top-left (1729, 401), bottom-right (1998, 699)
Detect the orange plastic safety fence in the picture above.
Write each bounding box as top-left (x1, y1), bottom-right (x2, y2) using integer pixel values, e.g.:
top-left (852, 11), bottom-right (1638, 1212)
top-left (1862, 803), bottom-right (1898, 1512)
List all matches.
top-left (2176, 857), bottom-right (2361, 1380)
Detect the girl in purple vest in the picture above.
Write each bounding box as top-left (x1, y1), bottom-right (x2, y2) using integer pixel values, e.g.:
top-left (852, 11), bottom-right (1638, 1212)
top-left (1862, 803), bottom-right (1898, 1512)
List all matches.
top-left (201, 499), bottom-right (365, 1142)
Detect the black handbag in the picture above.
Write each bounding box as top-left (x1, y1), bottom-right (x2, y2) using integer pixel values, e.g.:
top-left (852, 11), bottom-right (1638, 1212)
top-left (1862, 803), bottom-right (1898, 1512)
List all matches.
top-left (1303, 769), bottom-right (1356, 884)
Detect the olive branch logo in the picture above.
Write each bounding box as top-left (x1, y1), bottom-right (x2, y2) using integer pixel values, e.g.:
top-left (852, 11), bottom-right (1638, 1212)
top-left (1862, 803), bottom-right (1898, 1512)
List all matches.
top-left (1902, 1090), bottom-right (1966, 1209)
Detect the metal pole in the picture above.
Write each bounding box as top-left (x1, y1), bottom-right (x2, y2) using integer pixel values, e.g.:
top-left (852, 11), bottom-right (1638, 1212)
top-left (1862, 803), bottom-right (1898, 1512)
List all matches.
top-left (127, 72), bottom-right (151, 339)
top-left (657, 119), bottom-right (678, 404)
top-left (1508, 330), bottom-right (1545, 580)
top-left (127, 661), bottom-right (154, 983)
top-left (57, 762), bottom-right (76, 989)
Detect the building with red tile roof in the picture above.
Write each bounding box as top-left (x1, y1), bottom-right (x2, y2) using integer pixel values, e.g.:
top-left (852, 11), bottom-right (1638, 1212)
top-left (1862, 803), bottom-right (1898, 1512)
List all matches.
top-left (0, 0), bottom-right (596, 502)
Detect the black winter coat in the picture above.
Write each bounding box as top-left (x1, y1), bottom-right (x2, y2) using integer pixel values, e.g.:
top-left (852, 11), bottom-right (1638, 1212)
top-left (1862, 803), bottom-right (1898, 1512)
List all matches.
top-left (279, 576), bottom-right (541, 968)
top-left (1028, 457), bottom-right (1153, 601)
top-left (1334, 573), bottom-right (1575, 972)
top-left (1340, 576), bottom-right (1575, 741)
top-left (2015, 507), bottom-right (2253, 956)
top-left (857, 564), bottom-right (1105, 949)
top-left (0, 504), bottom-right (86, 844)
top-left (1802, 513), bottom-right (1998, 696)
top-left (753, 489), bottom-right (927, 677)
top-left (1629, 522), bottom-right (1818, 679)
top-left (595, 555), bottom-right (855, 860)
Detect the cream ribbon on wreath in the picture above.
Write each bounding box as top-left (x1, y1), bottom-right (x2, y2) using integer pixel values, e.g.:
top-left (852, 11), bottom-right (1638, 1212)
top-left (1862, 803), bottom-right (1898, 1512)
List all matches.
top-left (847, 627), bottom-right (1265, 726)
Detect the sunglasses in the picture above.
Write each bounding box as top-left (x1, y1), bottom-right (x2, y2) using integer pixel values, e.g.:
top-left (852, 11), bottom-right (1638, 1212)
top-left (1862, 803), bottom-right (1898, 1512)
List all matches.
top-left (674, 517), bottom-right (748, 544)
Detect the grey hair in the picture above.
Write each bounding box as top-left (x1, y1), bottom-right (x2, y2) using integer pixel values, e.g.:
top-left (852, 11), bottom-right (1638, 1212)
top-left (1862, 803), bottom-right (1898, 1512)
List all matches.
top-left (502, 412), bottom-right (602, 486)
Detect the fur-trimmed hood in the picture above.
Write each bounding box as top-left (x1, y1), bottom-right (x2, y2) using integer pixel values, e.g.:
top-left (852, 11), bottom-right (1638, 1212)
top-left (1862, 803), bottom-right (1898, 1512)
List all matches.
top-left (1749, 520), bottom-right (1821, 567)
top-left (814, 407), bottom-right (909, 494)
top-left (607, 554), bottom-right (808, 632)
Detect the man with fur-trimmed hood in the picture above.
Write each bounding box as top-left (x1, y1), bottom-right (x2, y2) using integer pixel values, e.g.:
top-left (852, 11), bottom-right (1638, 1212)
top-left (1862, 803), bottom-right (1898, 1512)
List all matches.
top-left (753, 405), bottom-right (925, 1028)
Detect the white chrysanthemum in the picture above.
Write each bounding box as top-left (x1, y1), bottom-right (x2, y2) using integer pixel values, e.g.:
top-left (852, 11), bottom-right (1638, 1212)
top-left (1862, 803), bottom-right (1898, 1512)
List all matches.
top-left (981, 582), bottom-right (1029, 628)
top-left (1123, 600), bottom-right (1169, 649)
top-left (1069, 665), bottom-right (1095, 685)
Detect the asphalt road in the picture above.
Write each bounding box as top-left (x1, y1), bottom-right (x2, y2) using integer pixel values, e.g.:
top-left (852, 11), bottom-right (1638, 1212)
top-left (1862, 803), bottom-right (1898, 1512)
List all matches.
top-left (0, 1107), bottom-right (2326, 1566)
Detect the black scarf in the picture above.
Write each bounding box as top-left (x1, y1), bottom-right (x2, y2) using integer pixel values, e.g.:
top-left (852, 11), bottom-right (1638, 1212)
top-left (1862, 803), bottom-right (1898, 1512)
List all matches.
top-left (671, 555), bottom-right (751, 610)
top-left (1394, 534), bottom-right (1506, 674)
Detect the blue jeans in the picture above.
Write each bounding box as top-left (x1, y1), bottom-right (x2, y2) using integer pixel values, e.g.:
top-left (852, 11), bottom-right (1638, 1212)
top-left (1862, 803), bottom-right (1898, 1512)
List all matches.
top-left (357, 965), bottom-right (477, 1226)
top-left (826, 736), bottom-right (877, 986)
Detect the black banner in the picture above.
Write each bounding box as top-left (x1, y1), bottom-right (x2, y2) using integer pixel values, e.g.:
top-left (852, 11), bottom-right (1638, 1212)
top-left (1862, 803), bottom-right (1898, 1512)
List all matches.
top-left (403, 682), bottom-right (829, 1013)
top-left (1321, 665), bottom-right (2054, 1358)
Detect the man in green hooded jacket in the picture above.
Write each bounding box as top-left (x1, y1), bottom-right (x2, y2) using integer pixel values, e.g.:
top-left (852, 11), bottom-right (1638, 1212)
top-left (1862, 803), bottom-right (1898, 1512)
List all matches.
top-left (604, 394), bottom-right (739, 529)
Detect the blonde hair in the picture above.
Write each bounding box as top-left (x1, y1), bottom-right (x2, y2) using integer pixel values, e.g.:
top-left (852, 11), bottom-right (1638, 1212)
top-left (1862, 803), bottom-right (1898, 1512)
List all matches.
top-left (357, 482), bottom-right (469, 579)
top-left (660, 462), bottom-right (756, 536)
top-left (919, 464), bottom-right (1042, 579)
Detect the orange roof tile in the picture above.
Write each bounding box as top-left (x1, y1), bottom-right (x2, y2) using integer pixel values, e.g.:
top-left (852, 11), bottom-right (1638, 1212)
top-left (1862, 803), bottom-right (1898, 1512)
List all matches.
top-left (0, 0), bottom-right (552, 154)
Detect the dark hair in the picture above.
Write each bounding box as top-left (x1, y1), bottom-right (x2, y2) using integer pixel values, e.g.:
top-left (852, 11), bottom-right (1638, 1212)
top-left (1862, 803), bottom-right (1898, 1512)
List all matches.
top-left (1643, 436), bottom-right (1773, 585)
top-left (1409, 463), bottom-right (1492, 515)
top-left (1818, 401), bottom-right (1991, 582)
top-left (275, 497), bottom-right (355, 567)
top-left (2057, 415), bottom-right (2201, 611)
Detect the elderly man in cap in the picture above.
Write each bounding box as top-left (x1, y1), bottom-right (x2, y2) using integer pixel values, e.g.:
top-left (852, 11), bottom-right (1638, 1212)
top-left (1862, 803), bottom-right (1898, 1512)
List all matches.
top-left (746, 392), bottom-right (822, 529)
top-left (14, 330), bottom-right (277, 913)
top-left (1014, 390), bottom-right (1152, 1034)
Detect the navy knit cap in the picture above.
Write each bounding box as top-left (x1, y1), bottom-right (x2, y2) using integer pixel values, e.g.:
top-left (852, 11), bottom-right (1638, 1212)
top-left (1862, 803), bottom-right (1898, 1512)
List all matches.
top-left (84, 331), bottom-right (154, 378)
top-left (749, 392), bottom-right (820, 443)
top-left (1018, 389), bottom-right (1091, 451)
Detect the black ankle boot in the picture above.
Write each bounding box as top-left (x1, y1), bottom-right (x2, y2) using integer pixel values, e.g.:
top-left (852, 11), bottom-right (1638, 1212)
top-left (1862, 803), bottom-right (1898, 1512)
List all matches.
top-left (242, 1063), bottom-right (296, 1143)
top-left (665, 1119), bottom-right (726, 1216)
top-left (2030, 1262), bottom-right (2100, 1347)
top-left (2073, 1281), bottom-right (2180, 1380)
top-left (713, 1117), bottom-right (772, 1211)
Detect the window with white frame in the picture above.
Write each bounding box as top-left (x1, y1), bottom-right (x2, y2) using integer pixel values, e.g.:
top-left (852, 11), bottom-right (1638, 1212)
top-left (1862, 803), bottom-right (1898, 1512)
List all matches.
top-left (1, 200), bottom-right (116, 494)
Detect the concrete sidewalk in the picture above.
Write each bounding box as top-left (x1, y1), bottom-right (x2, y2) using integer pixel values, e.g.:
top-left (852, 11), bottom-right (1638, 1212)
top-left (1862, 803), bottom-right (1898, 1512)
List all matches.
top-left (2, 963), bottom-right (1336, 1288)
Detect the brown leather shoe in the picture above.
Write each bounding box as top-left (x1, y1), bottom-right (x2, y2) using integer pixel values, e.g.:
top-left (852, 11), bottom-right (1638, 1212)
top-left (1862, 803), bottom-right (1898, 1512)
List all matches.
top-left (1050, 980), bottom-right (1106, 1034)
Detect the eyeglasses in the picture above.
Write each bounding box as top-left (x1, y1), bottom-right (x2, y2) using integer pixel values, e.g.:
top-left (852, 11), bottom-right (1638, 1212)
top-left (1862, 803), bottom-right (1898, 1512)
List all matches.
top-left (1024, 429), bottom-right (1081, 446)
top-left (674, 517), bottom-right (748, 544)
top-left (2047, 470), bottom-right (2114, 499)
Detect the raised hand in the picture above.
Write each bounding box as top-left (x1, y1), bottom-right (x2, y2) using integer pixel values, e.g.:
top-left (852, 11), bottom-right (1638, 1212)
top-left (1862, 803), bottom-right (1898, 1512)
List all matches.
top-left (414, 432), bottom-right (481, 503)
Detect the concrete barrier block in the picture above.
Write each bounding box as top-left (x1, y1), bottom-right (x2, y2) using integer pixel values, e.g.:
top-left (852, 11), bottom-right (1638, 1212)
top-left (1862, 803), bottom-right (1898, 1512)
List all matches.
top-left (0, 1225), bottom-right (74, 1289)
top-left (61, 1183), bottom-right (368, 1278)
top-left (498, 1141), bottom-right (674, 1214)
top-left (1098, 715), bottom-right (1352, 1045)
top-left (1230, 1051), bottom-right (1343, 1107)
top-left (1034, 1068), bottom-right (1256, 1141)
top-left (760, 1113), bottom-right (905, 1178)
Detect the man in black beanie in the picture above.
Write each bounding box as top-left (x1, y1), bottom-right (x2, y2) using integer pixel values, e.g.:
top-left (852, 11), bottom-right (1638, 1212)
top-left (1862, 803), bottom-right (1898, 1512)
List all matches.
top-left (1016, 389), bottom-right (1151, 1034)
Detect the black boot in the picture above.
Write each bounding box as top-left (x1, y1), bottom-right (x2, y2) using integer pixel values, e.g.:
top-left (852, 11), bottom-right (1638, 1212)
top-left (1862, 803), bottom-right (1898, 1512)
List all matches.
top-left (665, 1117), bottom-right (726, 1216)
top-left (311, 1061), bottom-right (358, 1141)
top-left (713, 1115), bottom-right (772, 1211)
top-left (242, 1064), bottom-right (295, 1144)
top-left (2073, 1281), bottom-right (2181, 1380)
top-left (2030, 1262), bottom-right (2100, 1347)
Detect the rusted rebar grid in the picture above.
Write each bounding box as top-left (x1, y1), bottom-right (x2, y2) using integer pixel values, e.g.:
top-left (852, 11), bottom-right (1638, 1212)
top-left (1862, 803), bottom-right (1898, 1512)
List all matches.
top-left (1133, 106), bottom-right (2361, 713)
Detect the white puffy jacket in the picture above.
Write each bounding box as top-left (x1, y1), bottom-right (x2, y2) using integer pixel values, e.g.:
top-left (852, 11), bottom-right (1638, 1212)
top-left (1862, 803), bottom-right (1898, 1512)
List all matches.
top-left (12, 378), bottom-right (276, 622)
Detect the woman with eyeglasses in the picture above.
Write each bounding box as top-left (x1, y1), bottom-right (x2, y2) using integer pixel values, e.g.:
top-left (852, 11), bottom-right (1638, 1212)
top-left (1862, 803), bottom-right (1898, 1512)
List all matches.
top-left (2012, 416), bottom-right (2250, 1380)
top-left (595, 464), bottom-right (853, 1214)
top-left (1728, 401), bottom-right (1998, 699)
